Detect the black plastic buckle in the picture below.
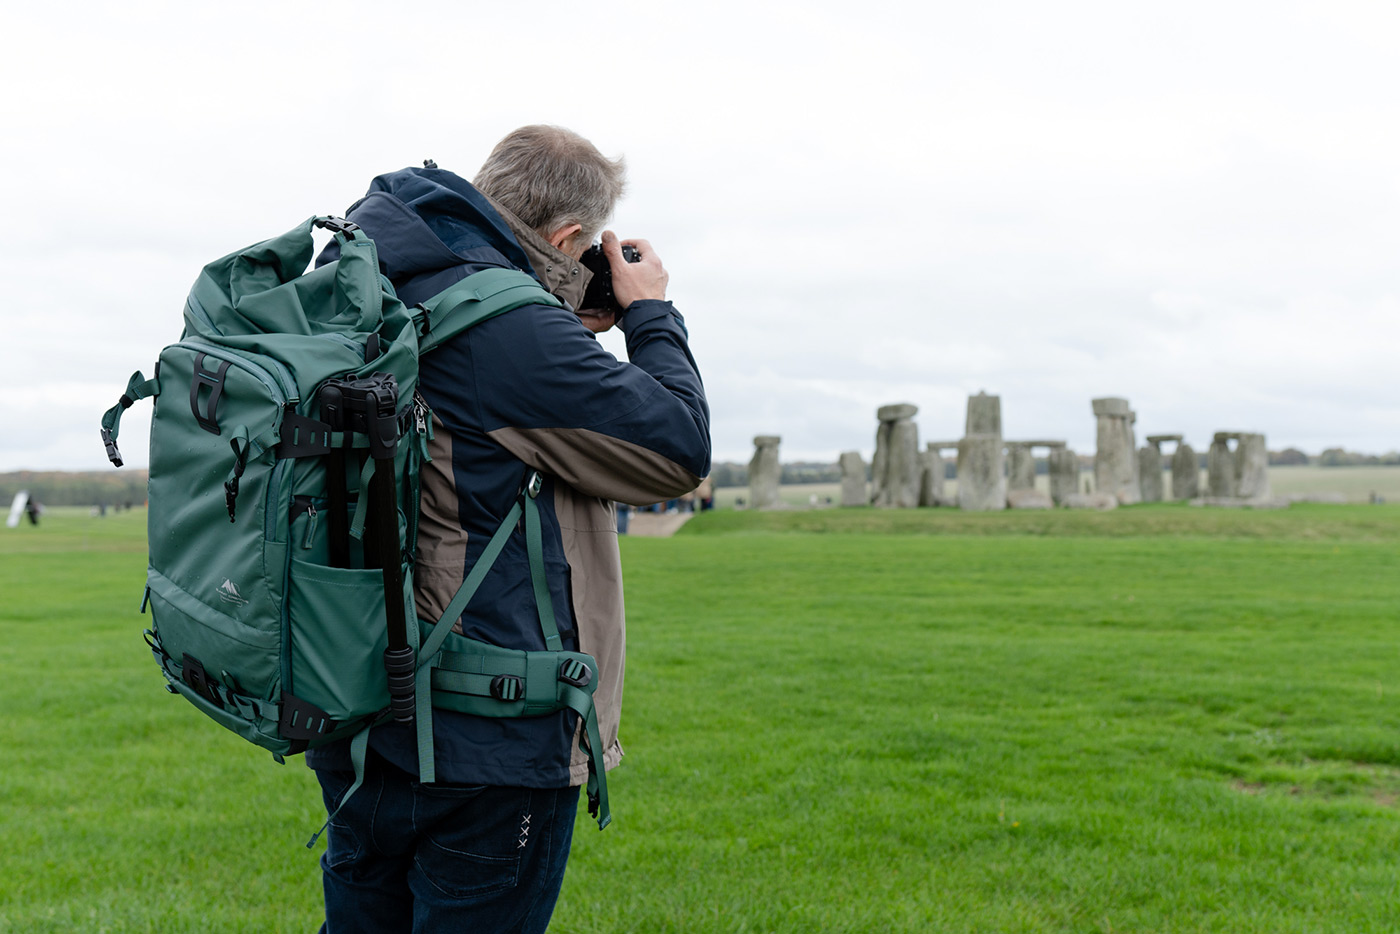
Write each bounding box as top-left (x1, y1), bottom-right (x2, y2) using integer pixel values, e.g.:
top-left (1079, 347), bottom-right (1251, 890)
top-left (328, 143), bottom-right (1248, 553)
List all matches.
top-left (279, 691), bottom-right (337, 741)
top-left (224, 476), bottom-right (240, 522)
top-left (101, 427), bottom-right (123, 467)
top-left (276, 409), bottom-right (335, 459)
top-left (190, 353), bottom-right (230, 435)
top-left (491, 674), bottom-right (523, 702)
top-left (559, 659), bottom-right (592, 688)
top-left (224, 435), bottom-right (249, 523)
top-left (313, 217), bottom-right (360, 235)
top-left (182, 653), bottom-right (223, 709)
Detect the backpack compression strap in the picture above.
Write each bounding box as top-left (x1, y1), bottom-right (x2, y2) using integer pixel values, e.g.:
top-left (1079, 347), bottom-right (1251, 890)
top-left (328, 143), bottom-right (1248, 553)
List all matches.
top-left (100, 371), bottom-right (162, 467)
top-left (415, 268), bottom-right (562, 356)
top-left (410, 470), bottom-right (612, 829)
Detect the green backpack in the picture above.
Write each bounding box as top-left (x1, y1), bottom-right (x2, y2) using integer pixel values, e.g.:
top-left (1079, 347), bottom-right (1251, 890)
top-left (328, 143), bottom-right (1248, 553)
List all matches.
top-left (101, 217), bottom-right (612, 837)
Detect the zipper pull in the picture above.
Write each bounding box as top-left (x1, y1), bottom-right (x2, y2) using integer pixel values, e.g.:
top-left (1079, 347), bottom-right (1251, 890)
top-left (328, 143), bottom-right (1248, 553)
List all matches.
top-left (413, 396), bottom-right (433, 461)
top-left (413, 395), bottom-right (429, 435)
top-left (303, 504), bottom-right (318, 549)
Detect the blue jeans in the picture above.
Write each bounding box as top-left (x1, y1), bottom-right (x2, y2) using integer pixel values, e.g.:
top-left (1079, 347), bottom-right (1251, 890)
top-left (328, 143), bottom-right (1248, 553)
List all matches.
top-left (315, 752), bottom-right (578, 934)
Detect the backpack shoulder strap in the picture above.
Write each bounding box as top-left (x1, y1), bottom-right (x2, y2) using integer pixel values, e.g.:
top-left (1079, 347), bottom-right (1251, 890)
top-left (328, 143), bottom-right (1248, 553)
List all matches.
top-left (416, 268), bottom-right (562, 355)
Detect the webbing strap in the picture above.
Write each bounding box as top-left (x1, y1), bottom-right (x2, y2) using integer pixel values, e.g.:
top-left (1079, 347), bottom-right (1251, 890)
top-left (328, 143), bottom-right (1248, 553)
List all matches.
top-left (100, 370), bottom-right (161, 466)
top-left (523, 481), bottom-right (562, 652)
top-left (417, 269), bottom-right (562, 356)
top-left (348, 457), bottom-right (376, 541)
top-left (412, 472), bottom-right (571, 788)
top-left (306, 727), bottom-right (371, 849)
top-left (426, 643), bottom-right (610, 830)
top-left (574, 692), bottom-right (611, 830)
top-left (423, 501), bottom-right (523, 664)
top-left (151, 646), bottom-right (279, 721)
top-left (414, 499), bottom-right (524, 783)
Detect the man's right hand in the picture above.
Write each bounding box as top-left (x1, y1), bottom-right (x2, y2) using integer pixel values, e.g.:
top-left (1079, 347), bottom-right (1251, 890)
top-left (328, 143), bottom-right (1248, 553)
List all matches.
top-left (602, 230), bottom-right (668, 311)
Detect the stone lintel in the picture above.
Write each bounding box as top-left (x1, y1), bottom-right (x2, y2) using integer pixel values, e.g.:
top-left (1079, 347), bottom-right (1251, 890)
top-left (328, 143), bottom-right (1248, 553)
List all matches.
top-left (1212, 431), bottom-right (1244, 443)
top-left (925, 440), bottom-right (961, 450)
top-left (1091, 397), bottom-right (1133, 417)
top-left (1146, 434), bottom-right (1183, 444)
top-left (877, 403), bottom-right (919, 422)
top-left (1008, 439), bottom-right (1068, 450)
top-left (752, 435), bottom-right (782, 447)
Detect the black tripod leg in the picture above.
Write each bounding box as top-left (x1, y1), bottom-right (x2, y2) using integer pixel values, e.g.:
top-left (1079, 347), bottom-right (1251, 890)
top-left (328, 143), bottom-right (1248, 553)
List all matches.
top-left (370, 456), bottom-right (415, 723)
top-left (326, 448), bottom-right (350, 568)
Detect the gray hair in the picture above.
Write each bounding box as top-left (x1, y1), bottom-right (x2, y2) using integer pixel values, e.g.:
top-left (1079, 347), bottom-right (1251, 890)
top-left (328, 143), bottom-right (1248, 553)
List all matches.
top-left (473, 125), bottom-right (626, 245)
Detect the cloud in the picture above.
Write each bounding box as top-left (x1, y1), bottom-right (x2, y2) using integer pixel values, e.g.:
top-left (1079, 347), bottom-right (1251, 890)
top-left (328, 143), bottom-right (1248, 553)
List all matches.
top-left (4, 0), bottom-right (1400, 470)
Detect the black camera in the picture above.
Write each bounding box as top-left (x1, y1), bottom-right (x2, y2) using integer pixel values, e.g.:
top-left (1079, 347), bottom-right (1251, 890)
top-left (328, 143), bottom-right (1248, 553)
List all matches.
top-left (579, 243), bottom-right (641, 316)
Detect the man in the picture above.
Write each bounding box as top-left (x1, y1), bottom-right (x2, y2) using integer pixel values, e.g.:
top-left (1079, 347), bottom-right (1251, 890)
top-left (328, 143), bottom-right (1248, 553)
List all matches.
top-left (306, 126), bottom-right (710, 932)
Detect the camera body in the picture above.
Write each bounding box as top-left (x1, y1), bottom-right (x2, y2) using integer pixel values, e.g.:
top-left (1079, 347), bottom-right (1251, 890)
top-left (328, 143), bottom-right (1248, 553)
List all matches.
top-left (579, 244), bottom-right (641, 316)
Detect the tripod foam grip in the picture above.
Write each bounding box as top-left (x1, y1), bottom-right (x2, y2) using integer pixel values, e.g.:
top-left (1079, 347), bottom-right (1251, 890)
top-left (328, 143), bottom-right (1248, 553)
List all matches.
top-left (384, 645), bottom-right (417, 723)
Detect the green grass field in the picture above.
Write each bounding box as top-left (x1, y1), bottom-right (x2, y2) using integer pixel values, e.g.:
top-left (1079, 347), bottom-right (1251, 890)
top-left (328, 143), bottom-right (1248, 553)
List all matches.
top-left (2, 504), bottom-right (1399, 931)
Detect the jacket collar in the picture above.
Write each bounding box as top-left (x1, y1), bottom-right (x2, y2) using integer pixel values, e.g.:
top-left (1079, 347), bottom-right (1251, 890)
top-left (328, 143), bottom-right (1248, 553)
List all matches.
top-left (479, 191), bottom-right (592, 312)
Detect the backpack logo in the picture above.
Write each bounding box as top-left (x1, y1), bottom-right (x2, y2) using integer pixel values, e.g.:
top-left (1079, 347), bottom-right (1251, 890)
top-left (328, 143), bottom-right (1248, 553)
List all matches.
top-left (218, 579), bottom-right (249, 607)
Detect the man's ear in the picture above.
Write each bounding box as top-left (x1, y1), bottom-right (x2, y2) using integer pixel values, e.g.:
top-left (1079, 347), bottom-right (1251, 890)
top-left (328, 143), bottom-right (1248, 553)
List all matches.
top-left (546, 223), bottom-right (584, 256)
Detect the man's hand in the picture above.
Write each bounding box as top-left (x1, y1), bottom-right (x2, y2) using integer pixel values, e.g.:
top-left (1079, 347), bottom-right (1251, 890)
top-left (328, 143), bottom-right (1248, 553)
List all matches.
top-left (602, 230), bottom-right (668, 311)
top-left (576, 309), bottom-right (616, 334)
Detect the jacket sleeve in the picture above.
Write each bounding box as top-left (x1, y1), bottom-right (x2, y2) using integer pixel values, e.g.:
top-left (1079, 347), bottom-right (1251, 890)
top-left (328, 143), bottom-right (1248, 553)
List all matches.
top-left (469, 299), bottom-right (711, 506)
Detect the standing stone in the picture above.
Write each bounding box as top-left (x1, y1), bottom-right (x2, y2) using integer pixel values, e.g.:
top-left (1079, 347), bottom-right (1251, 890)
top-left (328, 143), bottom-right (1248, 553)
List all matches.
top-left (1006, 442), bottom-right (1036, 491)
top-left (1236, 432), bottom-right (1271, 500)
top-left (871, 423), bottom-right (890, 505)
top-left (1048, 447), bottom-right (1079, 505)
top-left (1171, 443), bottom-right (1199, 500)
top-left (1207, 435), bottom-right (1236, 498)
top-left (1138, 445), bottom-right (1164, 503)
top-left (918, 446), bottom-right (945, 507)
top-left (965, 391), bottom-right (1002, 436)
top-left (872, 404), bottom-right (920, 508)
top-left (839, 451), bottom-right (867, 507)
top-left (748, 435), bottom-right (782, 510)
top-left (1092, 397), bottom-right (1140, 504)
top-left (957, 392), bottom-right (1006, 511)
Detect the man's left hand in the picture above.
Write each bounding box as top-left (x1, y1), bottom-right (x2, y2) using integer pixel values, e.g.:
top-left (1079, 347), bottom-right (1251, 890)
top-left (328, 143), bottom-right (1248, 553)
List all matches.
top-left (576, 310), bottom-right (616, 334)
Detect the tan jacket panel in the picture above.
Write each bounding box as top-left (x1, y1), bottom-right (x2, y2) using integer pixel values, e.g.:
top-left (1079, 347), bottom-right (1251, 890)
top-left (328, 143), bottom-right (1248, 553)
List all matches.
top-left (552, 484), bottom-right (627, 781)
top-left (414, 410), bottom-right (470, 630)
top-left (488, 425), bottom-right (703, 507)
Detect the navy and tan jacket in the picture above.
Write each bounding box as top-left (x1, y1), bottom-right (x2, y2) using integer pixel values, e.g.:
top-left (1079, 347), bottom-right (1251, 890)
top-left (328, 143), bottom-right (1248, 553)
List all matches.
top-left (306, 167), bottom-right (710, 787)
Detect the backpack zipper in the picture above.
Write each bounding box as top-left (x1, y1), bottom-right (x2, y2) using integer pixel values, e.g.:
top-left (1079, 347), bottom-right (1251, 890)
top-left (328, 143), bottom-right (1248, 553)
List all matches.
top-left (176, 338), bottom-right (300, 407)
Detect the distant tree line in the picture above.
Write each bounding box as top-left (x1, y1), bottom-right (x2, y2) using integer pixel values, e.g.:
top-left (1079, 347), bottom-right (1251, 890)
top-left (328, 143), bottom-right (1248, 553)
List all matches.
top-left (709, 461), bottom-right (847, 488)
top-left (1308, 449), bottom-right (1400, 467)
top-left (1267, 448), bottom-right (1400, 466)
top-left (10, 446), bottom-right (1397, 502)
top-left (0, 471), bottom-right (148, 508)
top-left (708, 448), bottom-right (1400, 488)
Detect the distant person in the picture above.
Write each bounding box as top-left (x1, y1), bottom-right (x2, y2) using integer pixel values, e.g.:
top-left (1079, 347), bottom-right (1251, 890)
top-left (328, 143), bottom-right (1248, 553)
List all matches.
top-left (25, 497), bottom-right (41, 525)
top-left (695, 475), bottom-right (715, 511)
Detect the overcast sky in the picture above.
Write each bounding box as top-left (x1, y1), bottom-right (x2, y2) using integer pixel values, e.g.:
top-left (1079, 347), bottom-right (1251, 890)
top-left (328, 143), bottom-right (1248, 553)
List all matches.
top-left (4, 0), bottom-right (1399, 472)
